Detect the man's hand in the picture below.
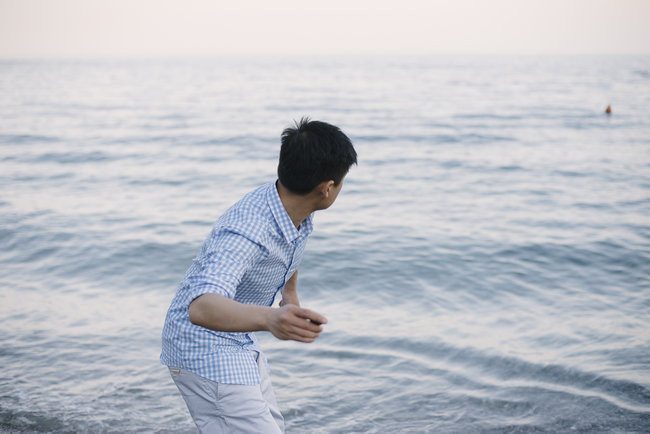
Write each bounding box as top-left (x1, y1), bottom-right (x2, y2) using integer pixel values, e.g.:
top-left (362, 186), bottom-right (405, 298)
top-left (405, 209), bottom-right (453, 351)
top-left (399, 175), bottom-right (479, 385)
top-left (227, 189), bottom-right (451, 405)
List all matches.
top-left (266, 304), bottom-right (327, 343)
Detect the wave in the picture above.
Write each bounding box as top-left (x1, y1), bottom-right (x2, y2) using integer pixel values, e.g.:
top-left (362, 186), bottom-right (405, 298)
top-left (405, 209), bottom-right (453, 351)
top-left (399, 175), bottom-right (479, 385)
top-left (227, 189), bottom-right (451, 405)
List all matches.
top-left (353, 132), bottom-right (515, 145)
top-left (274, 332), bottom-right (650, 433)
top-left (0, 134), bottom-right (60, 145)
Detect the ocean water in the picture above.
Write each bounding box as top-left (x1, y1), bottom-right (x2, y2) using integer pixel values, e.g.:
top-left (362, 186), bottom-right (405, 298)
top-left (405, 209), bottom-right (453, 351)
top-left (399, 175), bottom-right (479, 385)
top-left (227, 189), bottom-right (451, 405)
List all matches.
top-left (1, 55), bottom-right (649, 433)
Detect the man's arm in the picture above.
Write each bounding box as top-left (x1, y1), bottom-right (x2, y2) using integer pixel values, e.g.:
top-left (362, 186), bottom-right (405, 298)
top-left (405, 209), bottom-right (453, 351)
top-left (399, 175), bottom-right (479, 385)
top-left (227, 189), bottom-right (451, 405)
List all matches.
top-left (279, 270), bottom-right (300, 307)
top-left (189, 292), bottom-right (327, 343)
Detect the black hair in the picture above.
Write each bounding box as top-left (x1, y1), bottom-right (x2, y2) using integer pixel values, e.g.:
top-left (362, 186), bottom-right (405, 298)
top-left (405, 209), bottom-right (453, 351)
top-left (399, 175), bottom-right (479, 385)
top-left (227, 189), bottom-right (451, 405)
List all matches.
top-left (278, 117), bottom-right (357, 195)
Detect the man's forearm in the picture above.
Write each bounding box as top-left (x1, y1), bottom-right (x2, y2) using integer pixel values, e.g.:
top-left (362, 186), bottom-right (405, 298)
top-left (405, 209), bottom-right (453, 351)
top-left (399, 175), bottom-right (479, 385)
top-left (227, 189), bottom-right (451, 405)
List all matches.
top-left (188, 289), bottom-right (327, 343)
top-left (189, 293), bottom-right (272, 332)
top-left (280, 270), bottom-right (300, 306)
top-left (281, 287), bottom-right (300, 306)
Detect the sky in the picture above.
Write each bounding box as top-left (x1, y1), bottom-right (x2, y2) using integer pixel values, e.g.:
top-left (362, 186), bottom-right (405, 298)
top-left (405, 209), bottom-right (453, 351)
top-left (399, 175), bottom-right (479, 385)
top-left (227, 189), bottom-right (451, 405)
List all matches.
top-left (0, 0), bottom-right (649, 58)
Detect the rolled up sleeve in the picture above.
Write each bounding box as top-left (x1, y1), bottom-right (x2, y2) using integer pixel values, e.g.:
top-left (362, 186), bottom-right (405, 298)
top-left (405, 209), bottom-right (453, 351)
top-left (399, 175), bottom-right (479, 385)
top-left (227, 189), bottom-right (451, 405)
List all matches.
top-left (185, 227), bottom-right (263, 303)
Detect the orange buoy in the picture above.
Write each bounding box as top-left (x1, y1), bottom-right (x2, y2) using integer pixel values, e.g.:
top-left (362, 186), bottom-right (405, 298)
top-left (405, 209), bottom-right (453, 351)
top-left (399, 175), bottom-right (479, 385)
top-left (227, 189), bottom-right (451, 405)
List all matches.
top-left (605, 105), bottom-right (612, 115)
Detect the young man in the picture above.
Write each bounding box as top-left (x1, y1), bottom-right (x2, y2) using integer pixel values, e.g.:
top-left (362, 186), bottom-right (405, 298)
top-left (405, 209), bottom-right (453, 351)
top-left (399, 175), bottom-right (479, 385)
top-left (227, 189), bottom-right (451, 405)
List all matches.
top-left (160, 118), bottom-right (357, 433)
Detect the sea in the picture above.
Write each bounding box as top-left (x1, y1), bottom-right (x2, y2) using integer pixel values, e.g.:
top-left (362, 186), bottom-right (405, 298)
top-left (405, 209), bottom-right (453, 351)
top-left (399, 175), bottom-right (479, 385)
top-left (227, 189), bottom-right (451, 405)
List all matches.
top-left (1, 55), bottom-right (649, 433)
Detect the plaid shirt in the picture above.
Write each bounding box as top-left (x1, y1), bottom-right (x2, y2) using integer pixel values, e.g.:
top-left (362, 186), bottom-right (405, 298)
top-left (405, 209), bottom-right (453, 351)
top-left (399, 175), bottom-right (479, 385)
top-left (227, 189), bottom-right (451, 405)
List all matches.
top-left (160, 181), bottom-right (313, 384)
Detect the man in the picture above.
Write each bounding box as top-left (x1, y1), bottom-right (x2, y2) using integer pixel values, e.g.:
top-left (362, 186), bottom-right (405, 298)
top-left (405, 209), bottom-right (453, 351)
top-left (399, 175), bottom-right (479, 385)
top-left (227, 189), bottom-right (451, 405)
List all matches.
top-left (160, 117), bottom-right (357, 433)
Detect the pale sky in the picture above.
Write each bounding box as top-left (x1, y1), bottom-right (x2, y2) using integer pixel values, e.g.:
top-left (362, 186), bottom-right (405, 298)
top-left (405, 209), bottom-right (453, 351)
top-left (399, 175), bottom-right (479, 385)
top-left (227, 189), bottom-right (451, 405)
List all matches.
top-left (1, 0), bottom-right (649, 58)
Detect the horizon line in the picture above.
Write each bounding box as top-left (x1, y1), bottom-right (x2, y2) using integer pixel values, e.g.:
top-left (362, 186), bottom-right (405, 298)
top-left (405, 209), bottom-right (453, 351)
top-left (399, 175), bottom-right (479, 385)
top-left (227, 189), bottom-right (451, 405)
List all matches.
top-left (1, 52), bottom-right (650, 61)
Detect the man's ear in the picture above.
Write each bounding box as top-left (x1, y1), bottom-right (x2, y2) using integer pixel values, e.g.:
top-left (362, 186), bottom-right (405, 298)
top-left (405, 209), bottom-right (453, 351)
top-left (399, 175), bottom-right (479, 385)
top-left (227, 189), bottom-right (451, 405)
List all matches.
top-left (318, 180), bottom-right (335, 197)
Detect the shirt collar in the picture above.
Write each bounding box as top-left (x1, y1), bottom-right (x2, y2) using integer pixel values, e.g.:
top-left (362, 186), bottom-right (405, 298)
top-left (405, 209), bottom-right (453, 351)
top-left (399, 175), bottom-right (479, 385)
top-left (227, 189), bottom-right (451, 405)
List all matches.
top-left (267, 181), bottom-right (313, 243)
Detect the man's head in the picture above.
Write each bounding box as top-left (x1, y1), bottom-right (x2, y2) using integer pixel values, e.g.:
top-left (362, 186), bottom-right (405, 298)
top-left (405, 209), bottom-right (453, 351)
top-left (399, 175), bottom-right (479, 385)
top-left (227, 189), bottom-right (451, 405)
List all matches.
top-left (278, 117), bottom-right (357, 196)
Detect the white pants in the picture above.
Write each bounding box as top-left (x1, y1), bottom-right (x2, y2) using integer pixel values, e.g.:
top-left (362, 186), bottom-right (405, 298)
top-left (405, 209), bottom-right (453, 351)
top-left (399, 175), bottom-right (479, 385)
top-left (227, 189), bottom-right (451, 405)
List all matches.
top-left (169, 353), bottom-right (285, 434)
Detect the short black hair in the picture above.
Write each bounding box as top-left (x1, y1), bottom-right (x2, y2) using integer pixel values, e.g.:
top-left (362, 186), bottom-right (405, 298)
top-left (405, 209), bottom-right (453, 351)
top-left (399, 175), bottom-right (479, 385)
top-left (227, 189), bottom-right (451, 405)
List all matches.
top-left (278, 117), bottom-right (357, 195)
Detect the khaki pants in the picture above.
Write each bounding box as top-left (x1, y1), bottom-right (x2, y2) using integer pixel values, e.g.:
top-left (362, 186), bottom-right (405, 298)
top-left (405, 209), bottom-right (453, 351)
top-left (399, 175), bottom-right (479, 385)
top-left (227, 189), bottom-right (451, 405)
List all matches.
top-left (169, 353), bottom-right (285, 434)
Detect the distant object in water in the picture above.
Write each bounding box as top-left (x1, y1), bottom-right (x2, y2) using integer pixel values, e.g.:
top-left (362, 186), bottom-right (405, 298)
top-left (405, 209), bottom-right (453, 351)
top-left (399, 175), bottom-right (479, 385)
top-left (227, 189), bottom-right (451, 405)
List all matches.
top-left (605, 105), bottom-right (612, 115)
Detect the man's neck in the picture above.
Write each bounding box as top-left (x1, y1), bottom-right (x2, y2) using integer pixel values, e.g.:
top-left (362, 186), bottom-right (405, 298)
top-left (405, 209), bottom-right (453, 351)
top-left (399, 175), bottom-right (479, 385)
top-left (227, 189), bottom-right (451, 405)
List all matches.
top-left (276, 181), bottom-right (315, 229)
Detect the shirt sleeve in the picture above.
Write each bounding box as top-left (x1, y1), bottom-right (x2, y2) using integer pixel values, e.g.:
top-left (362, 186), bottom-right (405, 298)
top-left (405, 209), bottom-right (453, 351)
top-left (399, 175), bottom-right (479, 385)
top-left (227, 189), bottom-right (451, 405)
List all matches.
top-left (184, 226), bottom-right (263, 303)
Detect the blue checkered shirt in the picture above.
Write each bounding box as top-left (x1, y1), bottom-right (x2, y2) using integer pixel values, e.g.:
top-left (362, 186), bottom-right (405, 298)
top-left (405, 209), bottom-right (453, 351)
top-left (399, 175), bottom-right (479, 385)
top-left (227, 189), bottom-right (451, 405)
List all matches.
top-left (160, 181), bottom-right (313, 384)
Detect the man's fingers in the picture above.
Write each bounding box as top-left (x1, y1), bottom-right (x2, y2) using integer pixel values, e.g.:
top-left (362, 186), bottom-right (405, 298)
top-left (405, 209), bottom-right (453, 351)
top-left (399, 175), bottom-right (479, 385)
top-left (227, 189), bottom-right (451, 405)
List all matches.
top-left (286, 332), bottom-right (317, 343)
top-left (284, 318), bottom-right (321, 341)
top-left (287, 315), bottom-right (323, 333)
top-left (287, 323), bottom-right (320, 339)
top-left (293, 307), bottom-right (328, 326)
